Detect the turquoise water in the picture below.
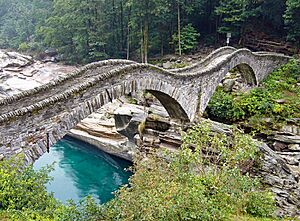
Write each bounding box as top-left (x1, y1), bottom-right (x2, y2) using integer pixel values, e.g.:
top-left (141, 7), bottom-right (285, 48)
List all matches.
top-left (34, 136), bottom-right (132, 204)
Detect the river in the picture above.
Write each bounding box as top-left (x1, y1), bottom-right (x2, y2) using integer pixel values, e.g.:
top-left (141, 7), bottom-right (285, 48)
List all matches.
top-left (34, 136), bottom-right (132, 204)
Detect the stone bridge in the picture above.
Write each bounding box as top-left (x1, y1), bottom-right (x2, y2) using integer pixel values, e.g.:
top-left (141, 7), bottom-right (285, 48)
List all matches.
top-left (0, 47), bottom-right (291, 163)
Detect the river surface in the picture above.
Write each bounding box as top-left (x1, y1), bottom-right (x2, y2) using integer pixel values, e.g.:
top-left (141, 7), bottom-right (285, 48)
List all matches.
top-left (34, 136), bottom-right (132, 204)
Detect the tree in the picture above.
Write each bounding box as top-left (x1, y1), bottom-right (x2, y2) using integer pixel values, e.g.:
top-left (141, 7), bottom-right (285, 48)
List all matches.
top-left (215, 0), bottom-right (247, 38)
top-left (104, 123), bottom-right (276, 220)
top-left (177, 0), bottom-right (182, 55)
top-left (39, 0), bottom-right (109, 63)
top-left (0, 0), bottom-right (296, 63)
top-left (125, 0), bottom-right (172, 62)
top-left (0, 0), bottom-right (52, 50)
top-left (257, 0), bottom-right (286, 32)
top-left (284, 0), bottom-right (300, 46)
top-left (172, 24), bottom-right (200, 54)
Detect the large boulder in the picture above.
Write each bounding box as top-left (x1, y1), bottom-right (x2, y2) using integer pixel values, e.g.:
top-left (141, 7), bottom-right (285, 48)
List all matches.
top-left (68, 99), bottom-right (140, 161)
top-left (0, 50), bottom-right (33, 69)
top-left (114, 104), bottom-right (148, 141)
top-left (222, 78), bottom-right (236, 92)
top-left (162, 61), bottom-right (172, 69)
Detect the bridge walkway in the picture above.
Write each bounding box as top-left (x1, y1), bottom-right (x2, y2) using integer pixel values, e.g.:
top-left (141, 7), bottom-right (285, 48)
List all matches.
top-left (0, 62), bottom-right (135, 115)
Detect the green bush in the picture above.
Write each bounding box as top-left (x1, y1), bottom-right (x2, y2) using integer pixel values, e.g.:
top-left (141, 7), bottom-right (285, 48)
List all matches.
top-left (18, 42), bottom-right (30, 52)
top-left (0, 157), bottom-right (106, 221)
top-left (206, 87), bottom-right (245, 121)
top-left (54, 197), bottom-right (104, 221)
top-left (0, 156), bottom-right (56, 212)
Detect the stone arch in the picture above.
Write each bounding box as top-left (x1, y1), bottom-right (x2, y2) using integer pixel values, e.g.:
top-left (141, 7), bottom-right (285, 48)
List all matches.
top-left (133, 75), bottom-right (198, 122)
top-left (198, 60), bottom-right (259, 114)
top-left (0, 76), bottom-right (192, 163)
top-left (146, 90), bottom-right (190, 121)
top-left (233, 63), bottom-right (257, 86)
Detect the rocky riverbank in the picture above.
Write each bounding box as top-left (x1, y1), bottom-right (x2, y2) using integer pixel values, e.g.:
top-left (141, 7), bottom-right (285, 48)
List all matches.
top-left (68, 98), bottom-right (138, 161)
top-left (0, 49), bottom-right (76, 98)
top-left (69, 96), bottom-right (300, 217)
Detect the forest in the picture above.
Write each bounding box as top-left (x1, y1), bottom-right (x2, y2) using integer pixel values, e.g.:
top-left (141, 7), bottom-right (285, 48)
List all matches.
top-left (0, 0), bottom-right (299, 64)
top-left (1, 1), bottom-right (300, 220)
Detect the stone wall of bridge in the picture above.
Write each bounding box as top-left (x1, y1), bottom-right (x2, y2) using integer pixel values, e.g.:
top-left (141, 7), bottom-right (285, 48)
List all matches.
top-left (0, 47), bottom-right (291, 163)
top-left (0, 72), bottom-right (198, 163)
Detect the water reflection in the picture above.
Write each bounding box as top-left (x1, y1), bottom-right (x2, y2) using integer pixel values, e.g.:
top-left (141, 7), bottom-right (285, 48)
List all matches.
top-left (34, 136), bottom-right (132, 204)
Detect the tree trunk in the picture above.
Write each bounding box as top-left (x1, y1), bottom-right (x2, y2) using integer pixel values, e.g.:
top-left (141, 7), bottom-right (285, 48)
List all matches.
top-left (177, 1), bottom-right (182, 56)
top-left (140, 20), bottom-right (144, 63)
top-left (120, 0), bottom-right (125, 51)
top-left (216, 15), bottom-right (220, 45)
top-left (126, 6), bottom-right (131, 60)
top-left (160, 32), bottom-right (164, 57)
top-left (239, 21), bottom-right (246, 46)
top-left (143, 15), bottom-right (149, 63)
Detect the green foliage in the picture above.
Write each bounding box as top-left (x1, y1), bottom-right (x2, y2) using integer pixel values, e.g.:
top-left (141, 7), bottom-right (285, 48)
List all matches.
top-left (172, 24), bottom-right (200, 54)
top-left (0, 156), bottom-right (58, 220)
top-left (215, 0), bottom-right (247, 36)
top-left (181, 123), bottom-right (259, 169)
top-left (284, 0), bottom-right (300, 46)
top-left (206, 60), bottom-right (300, 131)
top-left (257, 0), bottom-right (286, 31)
top-left (206, 87), bottom-right (245, 121)
top-left (54, 197), bottom-right (104, 221)
top-left (0, 0), bottom-right (52, 50)
top-left (37, 0), bottom-right (111, 64)
top-left (171, 62), bottom-right (189, 69)
top-left (103, 123), bottom-right (275, 220)
top-left (215, 0), bottom-right (286, 39)
top-left (0, 0), bottom-right (299, 63)
top-left (0, 156), bottom-right (108, 221)
top-left (0, 156), bottom-right (56, 212)
top-left (18, 42), bottom-right (30, 52)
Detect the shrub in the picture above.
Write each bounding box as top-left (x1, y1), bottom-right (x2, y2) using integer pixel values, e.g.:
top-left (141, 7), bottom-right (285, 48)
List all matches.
top-left (18, 42), bottom-right (30, 52)
top-left (206, 87), bottom-right (245, 122)
top-left (103, 123), bottom-right (276, 221)
top-left (0, 156), bottom-right (56, 212)
top-left (54, 197), bottom-right (104, 221)
top-left (0, 157), bottom-right (106, 220)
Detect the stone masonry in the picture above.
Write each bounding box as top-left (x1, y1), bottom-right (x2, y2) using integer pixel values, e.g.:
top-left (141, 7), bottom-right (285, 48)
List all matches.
top-left (0, 47), bottom-right (291, 163)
